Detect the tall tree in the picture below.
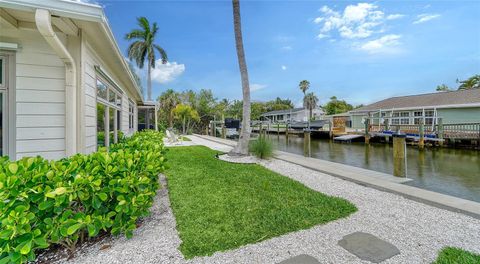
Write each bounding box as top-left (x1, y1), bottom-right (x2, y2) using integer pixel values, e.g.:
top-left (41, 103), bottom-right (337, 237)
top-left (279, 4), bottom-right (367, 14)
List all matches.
top-left (173, 104), bottom-right (199, 134)
top-left (230, 0), bottom-right (251, 156)
top-left (303, 92), bottom-right (319, 120)
top-left (299, 80), bottom-right (310, 95)
top-left (157, 89), bottom-right (179, 127)
top-left (126, 17), bottom-right (168, 101)
top-left (324, 96), bottom-right (354, 115)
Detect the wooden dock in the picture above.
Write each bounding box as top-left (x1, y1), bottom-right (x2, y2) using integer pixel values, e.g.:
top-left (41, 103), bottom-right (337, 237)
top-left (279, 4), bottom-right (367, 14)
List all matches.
top-left (333, 134), bottom-right (364, 142)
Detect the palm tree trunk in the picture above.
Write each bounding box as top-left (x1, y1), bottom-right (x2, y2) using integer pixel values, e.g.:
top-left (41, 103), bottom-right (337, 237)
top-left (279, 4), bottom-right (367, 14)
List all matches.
top-left (230, 0), bottom-right (250, 156)
top-left (147, 64), bottom-right (152, 101)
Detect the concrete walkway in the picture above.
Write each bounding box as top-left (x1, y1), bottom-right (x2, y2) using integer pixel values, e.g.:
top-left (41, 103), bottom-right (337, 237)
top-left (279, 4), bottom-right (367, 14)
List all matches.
top-left (193, 134), bottom-right (480, 219)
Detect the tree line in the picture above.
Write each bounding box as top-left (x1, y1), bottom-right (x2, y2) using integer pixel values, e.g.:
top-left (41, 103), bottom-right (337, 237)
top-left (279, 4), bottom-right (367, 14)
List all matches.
top-left (156, 87), bottom-right (360, 133)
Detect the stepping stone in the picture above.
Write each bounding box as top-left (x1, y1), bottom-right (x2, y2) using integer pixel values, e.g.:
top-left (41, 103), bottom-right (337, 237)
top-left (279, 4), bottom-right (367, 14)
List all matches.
top-left (338, 232), bottom-right (400, 263)
top-left (278, 254), bottom-right (320, 264)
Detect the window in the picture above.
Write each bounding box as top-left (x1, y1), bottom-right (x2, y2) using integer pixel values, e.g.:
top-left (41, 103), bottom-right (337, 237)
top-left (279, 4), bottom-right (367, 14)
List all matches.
top-left (400, 112), bottom-right (409, 117)
top-left (0, 56), bottom-right (6, 156)
top-left (128, 101), bottom-right (135, 130)
top-left (400, 118), bottom-right (410, 124)
top-left (391, 119), bottom-right (400, 125)
top-left (96, 79), bottom-right (107, 100)
top-left (96, 77), bottom-right (122, 148)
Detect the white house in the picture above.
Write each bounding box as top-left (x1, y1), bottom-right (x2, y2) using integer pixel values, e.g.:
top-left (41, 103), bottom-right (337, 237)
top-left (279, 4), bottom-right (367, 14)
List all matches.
top-left (260, 107), bottom-right (324, 123)
top-left (0, 0), bottom-right (158, 160)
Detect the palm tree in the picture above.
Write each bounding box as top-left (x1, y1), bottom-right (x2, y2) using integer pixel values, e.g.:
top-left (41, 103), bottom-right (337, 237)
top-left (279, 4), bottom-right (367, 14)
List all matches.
top-left (230, 0), bottom-right (251, 156)
top-left (457, 75), bottom-right (480, 90)
top-left (299, 80), bottom-right (310, 95)
top-left (157, 89), bottom-right (179, 128)
top-left (303, 92), bottom-right (319, 121)
top-left (126, 17), bottom-right (168, 101)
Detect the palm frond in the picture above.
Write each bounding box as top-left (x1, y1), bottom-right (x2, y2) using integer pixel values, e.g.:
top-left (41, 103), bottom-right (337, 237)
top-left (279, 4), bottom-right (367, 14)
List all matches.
top-left (137, 17), bottom-right (150, 33)
top-left (125, 29), bottom-right (146, 40)
top-left (127, 41), bottom-right (147, 68)
top-left (151, 22), bottom-right (159, 37)
top-left (154, 44), bottom-right (168, 64)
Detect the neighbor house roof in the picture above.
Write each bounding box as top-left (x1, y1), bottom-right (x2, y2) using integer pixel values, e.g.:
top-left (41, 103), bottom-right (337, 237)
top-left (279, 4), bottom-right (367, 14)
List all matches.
top-left (351, 89), bottom-right (480, 113)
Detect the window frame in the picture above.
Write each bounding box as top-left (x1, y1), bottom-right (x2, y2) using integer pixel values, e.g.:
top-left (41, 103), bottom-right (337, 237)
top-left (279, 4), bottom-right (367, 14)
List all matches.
top-left (96, 75), bottom-right (123, 149)
top-left (0, 53), bottom-right (14, 158)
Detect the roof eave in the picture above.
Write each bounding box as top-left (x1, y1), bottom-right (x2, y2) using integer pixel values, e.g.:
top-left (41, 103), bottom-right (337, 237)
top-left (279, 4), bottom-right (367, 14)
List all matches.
top-left (0, 0), bottom-right (144, 102)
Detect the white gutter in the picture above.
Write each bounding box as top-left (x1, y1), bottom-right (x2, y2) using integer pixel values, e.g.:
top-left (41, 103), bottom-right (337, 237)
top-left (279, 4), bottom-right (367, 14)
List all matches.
top-left (35, 9), bottom-right (77, 156)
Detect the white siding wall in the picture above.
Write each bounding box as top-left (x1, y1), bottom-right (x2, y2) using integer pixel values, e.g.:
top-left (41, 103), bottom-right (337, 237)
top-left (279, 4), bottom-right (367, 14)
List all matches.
top-left (1, 27), bottom-right (67, 160)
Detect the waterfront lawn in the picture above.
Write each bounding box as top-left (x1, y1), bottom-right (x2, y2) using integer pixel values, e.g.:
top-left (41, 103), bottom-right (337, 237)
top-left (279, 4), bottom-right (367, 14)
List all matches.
top-left (165, 146), bottom-right (357, 259)
top-left (433, 247), bottom-right (480, 264)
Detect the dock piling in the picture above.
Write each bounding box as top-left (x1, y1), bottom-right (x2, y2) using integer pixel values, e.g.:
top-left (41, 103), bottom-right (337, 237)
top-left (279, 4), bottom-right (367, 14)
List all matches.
top-left (393, 133), bottom-right (407, 177)
top-left (304, 129), bottom-right (311, 157)
top-left (438, 118), bottom-right (444, 147)
top-left (364, 118), bottom-right (370, 144)
top-left (419, 119), bottom-right (425, 150)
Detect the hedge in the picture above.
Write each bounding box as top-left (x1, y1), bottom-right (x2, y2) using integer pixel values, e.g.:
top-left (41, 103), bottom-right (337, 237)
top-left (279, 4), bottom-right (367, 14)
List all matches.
top-left (0, 131), bottom-right (166, 264)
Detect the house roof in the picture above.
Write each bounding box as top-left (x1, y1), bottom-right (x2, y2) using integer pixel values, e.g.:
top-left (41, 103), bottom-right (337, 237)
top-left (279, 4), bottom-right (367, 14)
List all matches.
top-left (261, 108), bottom-right (305, 116)
top-left (0, 0), bottom-right (144, 102)
top-left (351, 89), bottom-right (480, 113)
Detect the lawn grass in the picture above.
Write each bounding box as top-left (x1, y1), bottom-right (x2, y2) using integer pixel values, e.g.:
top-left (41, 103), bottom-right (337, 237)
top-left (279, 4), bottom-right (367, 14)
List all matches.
top-left (165, 146), bottom-right (357, 259)
top-left (433, 247), bottom-right (480, 264)
top-left (181, 136), bottom-right (191, 141)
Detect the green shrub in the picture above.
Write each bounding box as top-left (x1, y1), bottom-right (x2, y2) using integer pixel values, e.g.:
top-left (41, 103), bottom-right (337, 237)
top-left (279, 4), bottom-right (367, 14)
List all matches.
top-left (0, 130), bottom-right (166, 264)
top-left (249, 134), bottom-right (273, 159)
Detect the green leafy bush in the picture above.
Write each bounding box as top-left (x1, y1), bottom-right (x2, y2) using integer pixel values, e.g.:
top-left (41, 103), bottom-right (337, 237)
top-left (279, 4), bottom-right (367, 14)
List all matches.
top-left (0, 130), bottom-right (165, 264)
top-left (249, 134), bottom-right (273, 159)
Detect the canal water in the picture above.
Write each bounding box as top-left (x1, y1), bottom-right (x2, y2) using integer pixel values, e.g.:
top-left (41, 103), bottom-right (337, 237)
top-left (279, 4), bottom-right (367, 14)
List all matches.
top-left (264, 134), bottom-right (480, 202)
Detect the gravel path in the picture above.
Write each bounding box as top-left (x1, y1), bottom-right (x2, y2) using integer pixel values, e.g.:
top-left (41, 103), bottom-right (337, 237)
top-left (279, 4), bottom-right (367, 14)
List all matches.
top-left (62, 135), bottom-right (480, 264)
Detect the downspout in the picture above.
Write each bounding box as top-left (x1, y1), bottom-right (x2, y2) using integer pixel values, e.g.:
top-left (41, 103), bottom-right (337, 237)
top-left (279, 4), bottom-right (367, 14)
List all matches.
top-left (35, 9), bottom-right (77, 156)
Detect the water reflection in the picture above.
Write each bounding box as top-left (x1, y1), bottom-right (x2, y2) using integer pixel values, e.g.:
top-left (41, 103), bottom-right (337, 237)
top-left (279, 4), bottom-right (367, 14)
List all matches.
top-left (268, 134), bottom-right (480, 202)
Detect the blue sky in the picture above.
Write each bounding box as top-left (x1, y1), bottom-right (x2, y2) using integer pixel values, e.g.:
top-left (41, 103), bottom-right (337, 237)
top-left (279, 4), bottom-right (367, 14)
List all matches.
top-left (98, 0), bottom-right (480, 106)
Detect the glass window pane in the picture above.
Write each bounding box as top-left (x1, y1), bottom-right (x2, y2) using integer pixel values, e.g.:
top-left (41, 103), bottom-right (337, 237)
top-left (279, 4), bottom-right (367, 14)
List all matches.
top-left (97, 103), bottom-right (106, 147)
top-left (117, 110), bottom-right (121, 135)
top-left (109, 107), bottom-right (115, 143)
top-left (96, 79), bottom-right (107, 100)
top-left (0, 58), bottom-right (3, 85)
top-left (109, 90), bottom-right (116, 104)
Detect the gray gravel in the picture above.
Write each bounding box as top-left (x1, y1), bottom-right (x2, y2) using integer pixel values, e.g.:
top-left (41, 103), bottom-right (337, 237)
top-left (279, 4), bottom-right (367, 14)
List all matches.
top-left (61, 135), bottom-right (480, 264)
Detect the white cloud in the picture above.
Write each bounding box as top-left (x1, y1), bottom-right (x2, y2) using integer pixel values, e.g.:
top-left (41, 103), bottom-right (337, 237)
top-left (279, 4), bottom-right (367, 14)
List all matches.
top-left (281, 45), bottom-right (292, 51)
top-left (250, 83), bottom-right (267, 92)
top-left (359, 34), bottom-right (402, 54)
top-left (386, 14), bottom-right (404, 20)
top-left (314, 17), bottom-right (324, 24)
top-left (315, 3), bottom-right (387, 40)
top-left (151, 61), bottom-right (185, 84)
top-left (413, 14), bottom-right (440, 24)
top-left (316, 33), bottom-right (329, 39)
top-left (314, 3), bottom-right (407, 41)
top-left (281, 65), bottom-right (287, 70)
